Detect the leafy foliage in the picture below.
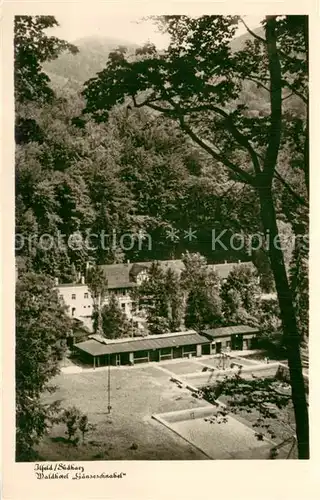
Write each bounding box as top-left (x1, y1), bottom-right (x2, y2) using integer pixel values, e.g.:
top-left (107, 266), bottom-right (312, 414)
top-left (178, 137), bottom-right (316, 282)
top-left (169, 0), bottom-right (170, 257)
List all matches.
top-left (181, 252), bottom-right (222, 330)
top-left (15, 16), bottom-right (78, 104)
top-left (221, 264), bottom-right (261, 325)
top-left (15, 14), bottom-right (309, 457)
top-left (81, 15), bottom-right (308, 457)
top-left (62, 406), bottom-right (82, 442)
top-left (86, 265), bottom-right (108, 333)
top-left (136, 262), bottom-right (184, 335)
top-left (100, 294), bottom-right (130, 339)
top-left (202, 372), bottom-right (295, 446)
top-left (15, 273), bottom-right (71, 460)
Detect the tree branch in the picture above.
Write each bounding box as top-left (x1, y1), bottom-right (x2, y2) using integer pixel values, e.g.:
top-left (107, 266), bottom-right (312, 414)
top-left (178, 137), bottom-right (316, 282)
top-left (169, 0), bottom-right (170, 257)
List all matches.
top-left (274, 170), bottom-right (308, 207)
top-left (246, 78), bottom-right (270, 93)
top-left (133, 91), bottom-right (262, 180)
top-left (177, 115), bottom-right (255, 185)
top-left (240, 18), bottom-right (266, 44)
top-left (282, 81), bottom-right (307, 105)
top-left (150, 102), bottom-right (262, 176)
top-left (282, 91), bottom-right (294, 102)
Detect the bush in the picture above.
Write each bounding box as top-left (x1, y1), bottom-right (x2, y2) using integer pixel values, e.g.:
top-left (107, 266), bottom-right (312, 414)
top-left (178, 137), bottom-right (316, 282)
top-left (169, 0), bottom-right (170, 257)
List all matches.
top-left (62, 407), bottom-right (94, 444)
top-left (62, 406), bottom-right (81, 442)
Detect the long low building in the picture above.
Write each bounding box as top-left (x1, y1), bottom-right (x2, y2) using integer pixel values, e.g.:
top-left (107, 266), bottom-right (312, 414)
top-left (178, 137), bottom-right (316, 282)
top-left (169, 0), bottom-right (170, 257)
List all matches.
top-left (74, 330), bottom-right (212, 368)
top-left (201, 325), bottom-right (259, 352)
top-left (73, 325), bottom-right (259, 368)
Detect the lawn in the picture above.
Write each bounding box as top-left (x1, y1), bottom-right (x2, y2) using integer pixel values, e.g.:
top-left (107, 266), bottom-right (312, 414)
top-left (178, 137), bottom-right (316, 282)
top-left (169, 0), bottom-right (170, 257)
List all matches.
top-left (161, 360), bottom-right (202, 375)
top-left (37, 365), bottom-right (209, 461)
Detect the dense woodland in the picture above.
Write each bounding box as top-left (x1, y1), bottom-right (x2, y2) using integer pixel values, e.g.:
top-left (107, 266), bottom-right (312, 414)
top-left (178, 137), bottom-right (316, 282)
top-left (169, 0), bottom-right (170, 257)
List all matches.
top-left (16, 19), bottom-right (306, 284)
top-left (15, 15), bottom-right (309, 460)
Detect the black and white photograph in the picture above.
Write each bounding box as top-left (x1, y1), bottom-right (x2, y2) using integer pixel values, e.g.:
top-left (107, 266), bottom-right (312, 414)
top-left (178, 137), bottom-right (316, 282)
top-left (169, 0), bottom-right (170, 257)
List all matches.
top-left (13, 9), bottom-right (310, 466)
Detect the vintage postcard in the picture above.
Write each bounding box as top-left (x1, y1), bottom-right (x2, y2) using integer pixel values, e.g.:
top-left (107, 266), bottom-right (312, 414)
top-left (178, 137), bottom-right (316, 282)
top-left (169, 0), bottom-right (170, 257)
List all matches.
top-left (2, 0), bottom-right (320, 499)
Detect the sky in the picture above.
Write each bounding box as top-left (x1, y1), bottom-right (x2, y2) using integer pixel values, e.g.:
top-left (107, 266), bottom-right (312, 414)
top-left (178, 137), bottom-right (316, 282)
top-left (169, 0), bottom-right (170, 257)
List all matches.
top-left (47, 13), bottom-right (263, 48)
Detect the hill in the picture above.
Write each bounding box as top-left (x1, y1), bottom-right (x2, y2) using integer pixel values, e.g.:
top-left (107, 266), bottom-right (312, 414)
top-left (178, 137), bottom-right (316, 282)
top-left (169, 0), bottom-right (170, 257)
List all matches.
top-left (230, 26), bottom-right (264, 52)
top-left (43, 36), bottom-right (138, 88)
top-left (44, 26), bottom-right (264, 90)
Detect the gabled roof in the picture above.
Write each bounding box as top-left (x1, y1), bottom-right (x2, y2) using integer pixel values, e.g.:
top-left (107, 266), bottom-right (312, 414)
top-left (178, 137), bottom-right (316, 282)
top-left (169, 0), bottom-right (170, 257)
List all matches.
top-left (99, 263), bottom-right (135, 289)
top-left (207, 262), bottom-right (256, 280)
top-left (99, 259), bottom-right (186, 288)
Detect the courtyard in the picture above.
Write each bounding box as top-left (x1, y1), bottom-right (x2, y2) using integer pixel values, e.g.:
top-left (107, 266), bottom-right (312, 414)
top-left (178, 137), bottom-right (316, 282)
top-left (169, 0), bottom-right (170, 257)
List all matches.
top-left (38, 364), bottom-right (210, 461)
top-left (37, 355), bottom-right (295, 460)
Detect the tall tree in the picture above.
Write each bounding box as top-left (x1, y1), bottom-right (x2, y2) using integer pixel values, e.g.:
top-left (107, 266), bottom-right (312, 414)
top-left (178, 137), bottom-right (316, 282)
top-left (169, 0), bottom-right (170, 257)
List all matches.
top-left (82, 15), bottom-right (309, 458)
top-left (135, 262), bottom-right (184, 334)
top-left (165, 268), bottom-right (184, 331)
top-left (221, 264), bottom-right (261, 325)
top-left (86, 265), bottom-right (108, 334)
top-left (100, 294), bottom-right (129, 339)
top-left (181, 252), bottom-right (222, 330)
top-left (16, 273), bottom-right (71, 460)
top-left (137, 262), bottom-right (170, 335)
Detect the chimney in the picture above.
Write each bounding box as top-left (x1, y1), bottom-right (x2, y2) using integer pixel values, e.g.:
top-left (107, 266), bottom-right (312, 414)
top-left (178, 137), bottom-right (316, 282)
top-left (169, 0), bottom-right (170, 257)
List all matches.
top-left (77, 271), bottom-right (81, 282)
top-left (238, 260), bottom-right (241, 264)
top-left (224, 260), bottom-right (227, 264)
top-left (81, 275), bottom-right (85, 285)
top-left (54, 277), bottom-right (59, 286)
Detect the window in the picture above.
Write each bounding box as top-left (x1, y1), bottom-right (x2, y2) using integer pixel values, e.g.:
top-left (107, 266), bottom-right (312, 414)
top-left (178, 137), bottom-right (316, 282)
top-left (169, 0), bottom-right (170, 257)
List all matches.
top-left (134, 350), bottom-right (149, 359)
top-left (183, 344), bottom-right (196, 353)
top-left (84, 293), bottom-right (89, 299)
top-left (161, 347), bottom-right (172, 355)
top-left (71, 294), bottom-right (76, 300)
top-left (59, 294), bottom-right (64, 300)
top-left (71, 307), bottom-right (76, 317)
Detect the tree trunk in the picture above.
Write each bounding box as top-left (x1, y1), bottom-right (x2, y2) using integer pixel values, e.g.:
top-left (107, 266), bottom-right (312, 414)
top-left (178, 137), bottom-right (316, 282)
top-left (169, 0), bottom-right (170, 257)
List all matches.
top-left (303, 15), bottom-right (309, 196)
top-left (97, 295), bottom-right (103, 335)
top-left (258, 186), bottom-right (309, 459)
